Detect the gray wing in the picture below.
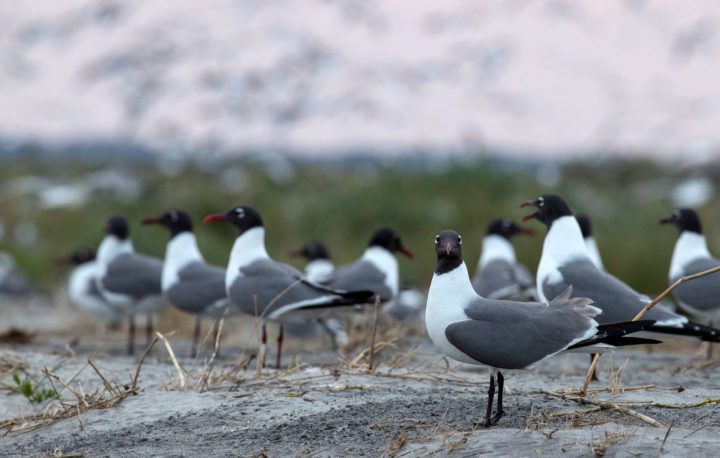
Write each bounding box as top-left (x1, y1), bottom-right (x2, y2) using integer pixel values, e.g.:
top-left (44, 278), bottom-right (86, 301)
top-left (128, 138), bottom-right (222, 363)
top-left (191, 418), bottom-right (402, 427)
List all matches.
top-left (102, 253), bottom-right (162, 299)
top-left (325, 260), bottom-right (393, 301)
top-left (445, 288), bottom-right (598, 370)
top-left (230, 259), bottom-right (347, 317)
top-left (543, 258), bottom-right (682, 325)
top-left (672, 257), bottom-right (720, 313)
top-left (472, 260), bottom-right (535, 300)
top-left (87, 276), bottom-right (106, 301)
top-left (166, 262), bottom-right (228, 313)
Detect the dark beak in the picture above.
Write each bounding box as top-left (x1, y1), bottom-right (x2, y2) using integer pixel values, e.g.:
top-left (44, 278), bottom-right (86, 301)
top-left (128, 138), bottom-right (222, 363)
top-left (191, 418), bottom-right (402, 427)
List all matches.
top-left (203, 213), bottom-right (228, 224)
top-left (141, 217), bottom-right (161, 226)
top-left (443, 242), bottom-right (452, 256)
top-left (659, 216), bottom-right (674, 225)
top-left (518, 226), bottom-right (535, 236)
top-left (56, 255), bottom-right (73, 265)
top-left (288, 249), bottom-right (303, 258)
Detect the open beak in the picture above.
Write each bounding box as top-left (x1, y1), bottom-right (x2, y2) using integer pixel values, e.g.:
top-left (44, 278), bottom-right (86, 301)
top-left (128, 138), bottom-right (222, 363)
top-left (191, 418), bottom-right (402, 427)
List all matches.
top-left (658, 216), bottom-right (674, 225)
top-left (518, 226), bottom-right (535, 236)
top-left (520, 200), bottom-right (540, 222)
top-left (141, 217), bottom-right (161, 226)
top-left (203, 213), bottom-right (228, 224)
top-left (399, 245), bottom-right (414, 259)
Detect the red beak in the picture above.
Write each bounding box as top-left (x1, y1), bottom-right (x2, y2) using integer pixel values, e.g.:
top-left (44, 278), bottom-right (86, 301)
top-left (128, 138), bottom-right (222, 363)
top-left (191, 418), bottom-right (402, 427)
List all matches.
top-left (56, 255), bottom-right (72, 265)
top-left (518, 227), bottom-right (535, 235)
top-left (659, 217), bottom-right (674, 225)
top-left (203, 213), bottom-right (228, 224)
top-left (141, 217), bottom-right (161, 226)
top-left (443, 243), bottom-right (452, 256)
top-left (520, 200), bottom-right (540, 222)
top-left (288, 249), bottom-right (303, 258)
top-left (399, 245), bottom-right (414, 259)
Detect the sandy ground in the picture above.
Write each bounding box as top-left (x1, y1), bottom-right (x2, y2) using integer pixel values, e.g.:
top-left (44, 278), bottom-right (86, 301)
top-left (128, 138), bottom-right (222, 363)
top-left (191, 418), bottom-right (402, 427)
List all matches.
top-left (2, 298), bottom-right (720, 457)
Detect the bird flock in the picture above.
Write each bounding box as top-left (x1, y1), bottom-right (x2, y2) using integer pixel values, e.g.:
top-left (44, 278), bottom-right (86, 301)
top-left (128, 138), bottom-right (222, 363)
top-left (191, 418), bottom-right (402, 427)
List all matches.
top-left (60, 195), bottom-right (720, 428)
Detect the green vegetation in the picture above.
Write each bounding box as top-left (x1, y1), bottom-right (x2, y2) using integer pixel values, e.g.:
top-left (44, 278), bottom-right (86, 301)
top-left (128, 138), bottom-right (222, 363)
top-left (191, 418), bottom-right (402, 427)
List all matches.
top-left (0, 156), bottom-right (715, 297)
top-left (11, 372), bottom-right (60, 404)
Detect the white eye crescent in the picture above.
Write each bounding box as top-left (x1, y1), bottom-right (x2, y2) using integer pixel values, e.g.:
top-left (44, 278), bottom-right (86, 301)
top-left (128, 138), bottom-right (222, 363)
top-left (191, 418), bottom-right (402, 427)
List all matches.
top-left (434, 235), bottom-right (439, 244)
top-left (235, 208), bottom-right (245, 218)
top-left (458, 235), bottom-right (463, 245)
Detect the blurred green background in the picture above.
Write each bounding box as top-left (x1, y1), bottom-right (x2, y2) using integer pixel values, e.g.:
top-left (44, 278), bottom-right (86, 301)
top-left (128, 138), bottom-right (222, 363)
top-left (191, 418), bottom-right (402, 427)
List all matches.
top-left (0, 156), bottom-right (717, 296)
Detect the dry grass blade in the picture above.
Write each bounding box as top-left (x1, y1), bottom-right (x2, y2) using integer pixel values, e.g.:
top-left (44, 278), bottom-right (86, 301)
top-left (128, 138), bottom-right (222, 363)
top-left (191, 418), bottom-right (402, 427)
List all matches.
top-left (580, 264), bottom-right (720, 396)
top-left (155, 331), bottom-right (187, 388)
top-left (538, 390), bottom-right (663, 428)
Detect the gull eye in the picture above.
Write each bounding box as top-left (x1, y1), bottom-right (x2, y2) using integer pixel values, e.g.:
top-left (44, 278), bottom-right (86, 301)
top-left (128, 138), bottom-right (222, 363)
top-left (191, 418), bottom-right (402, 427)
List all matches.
top-left (169, 211), bottom-right (178, 221)
top-left (235, 208), bottom-right (245, 218)
top-left (458, 235), bottom-right (463, 245)
top-left (434, 235), bottom-right (439, 244)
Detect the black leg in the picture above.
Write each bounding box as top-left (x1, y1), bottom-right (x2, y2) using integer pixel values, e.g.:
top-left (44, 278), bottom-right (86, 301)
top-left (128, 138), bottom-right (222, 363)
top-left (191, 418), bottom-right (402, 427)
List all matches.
top-left (276, 324), bottom-right (284, 369)
top-left (145, 314), bottom-right (154, 348)
top-left (260, 323), bottom-right (267, 369)
top-left (128, 315), bottom-right (135, 356)
top-left (192, 316), bottom-right (201, 359)
top-left (589, 354), bottom-right (599, 381)
top-left (490, 372), bottom-right (504, 425)
top-left (482, 375), bottom-right (496, 427)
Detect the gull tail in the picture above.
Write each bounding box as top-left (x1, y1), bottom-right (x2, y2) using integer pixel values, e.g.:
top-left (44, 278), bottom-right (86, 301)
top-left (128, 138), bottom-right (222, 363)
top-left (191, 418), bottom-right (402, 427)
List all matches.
top-left (568, 320), bottom-right (662, 350)
top-left (650, 322), bottom-right (720, 342)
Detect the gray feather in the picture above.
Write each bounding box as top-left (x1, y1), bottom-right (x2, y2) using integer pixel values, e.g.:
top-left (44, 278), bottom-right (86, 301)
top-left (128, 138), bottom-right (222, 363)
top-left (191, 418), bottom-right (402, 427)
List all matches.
top-left (542, 258), bottom-right (682, 324)
top-left (445, 287), bottom-right (598, 370)
top-left (165, 262), bottom-right (228, 315)
top-left (101, 253), bottom-right (162, 299)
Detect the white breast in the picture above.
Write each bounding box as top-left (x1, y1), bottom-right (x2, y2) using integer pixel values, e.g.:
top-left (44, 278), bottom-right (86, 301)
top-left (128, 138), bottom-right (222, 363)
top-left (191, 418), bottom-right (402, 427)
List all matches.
top-left (584, 237), bottom-right (605, 270)
top-left (425, 262), bottom-right (482, 365)
top-left (69, 262), bottom-right (115, 319)
top-left (362, 246), bottom-right (399, 297)
top-left (536, 216), bottom-right (591, 302)
top-left (225, 227), bottom-right (269, 289)
top-left (94, 235), bottom-right (133, 290)
top-left (669, 232), bottom-right (711, 280)
top-left (305, 259), bottom-right (334, 282)
top-left (162, 232), bottom-right (204, 291)
top-left (478, 235), bottom-right (516, 268)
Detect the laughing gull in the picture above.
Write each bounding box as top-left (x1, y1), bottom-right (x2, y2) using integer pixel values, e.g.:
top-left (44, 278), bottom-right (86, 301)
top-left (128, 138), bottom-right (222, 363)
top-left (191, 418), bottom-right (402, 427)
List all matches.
top-left (290, 241), bottom-right (348, 349)
top-left (522, 194), bottom-right (720, 343)
top-left (143, 210), bottom-right (230, 358)
top-left (59, 248), bottom-right (120, 327)
top-left (576, 214), bottom-right (604, 270)
top-left (471, 218), bottom-right (536, 300)
top-left (426, 230), bottom-right (658, 427)
top-left (204, 206), bottom-right (375, 368)
top-left (290, 241), bottom-right (334, 282)
top-left (94, 214), bottom-right (167, 355)
top-left (660, 209), bottom-right (720, 354)
top-left (323, 228), bottom-right (413, 303)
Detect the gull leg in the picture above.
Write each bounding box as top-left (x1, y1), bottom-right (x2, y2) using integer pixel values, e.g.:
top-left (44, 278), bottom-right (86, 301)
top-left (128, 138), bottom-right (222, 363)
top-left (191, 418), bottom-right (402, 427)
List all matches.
top-left (145, 314), bottom-right (154, 348)
top-left (482, 374), bottom-right (496, 428)
top-left (317, 318), bottom-right (338, 351)
top-left (589, 354), bottom-right (599, 381)
top-left (192, 316), bottom-right (201, 359)
top-left (128, 314), bottom-right (135, 356)
top-left (260, 323), bottom-right (267, 369)
top-left (490, 372), bottom-right (504, 425)
top-left (276, 324), bottom-right (284, 369)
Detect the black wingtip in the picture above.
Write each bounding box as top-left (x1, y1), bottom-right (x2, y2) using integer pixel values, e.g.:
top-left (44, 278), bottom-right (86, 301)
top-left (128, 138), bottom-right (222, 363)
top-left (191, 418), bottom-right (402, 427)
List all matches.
top-left (651, 322), bottom-right (720, 342)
